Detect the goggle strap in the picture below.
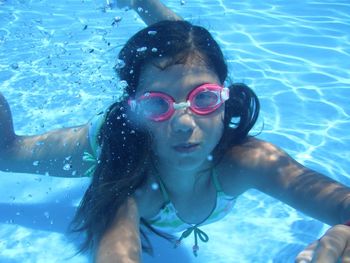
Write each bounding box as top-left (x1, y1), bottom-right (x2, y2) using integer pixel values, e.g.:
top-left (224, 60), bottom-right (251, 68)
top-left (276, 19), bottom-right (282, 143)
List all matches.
top-left (221, 88), bottom-right (230, 101)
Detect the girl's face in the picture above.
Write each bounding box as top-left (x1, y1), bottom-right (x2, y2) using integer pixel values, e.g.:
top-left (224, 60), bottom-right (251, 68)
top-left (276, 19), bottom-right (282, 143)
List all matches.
top-left (135, 59), bottom-right (225, 172)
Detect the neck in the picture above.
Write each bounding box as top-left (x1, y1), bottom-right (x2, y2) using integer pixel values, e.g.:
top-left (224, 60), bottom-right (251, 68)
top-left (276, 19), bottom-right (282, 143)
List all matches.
top-left (152, 158), bottom-right (212, 195)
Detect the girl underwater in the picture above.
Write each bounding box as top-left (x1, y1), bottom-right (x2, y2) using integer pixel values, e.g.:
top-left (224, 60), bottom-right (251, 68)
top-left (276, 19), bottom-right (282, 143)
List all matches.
top-left (1, 0), bottom-right (350, 262)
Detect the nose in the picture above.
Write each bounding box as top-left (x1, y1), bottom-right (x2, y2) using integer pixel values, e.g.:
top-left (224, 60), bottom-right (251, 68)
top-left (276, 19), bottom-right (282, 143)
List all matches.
top-left (170, 108), bottom-right (196, 133)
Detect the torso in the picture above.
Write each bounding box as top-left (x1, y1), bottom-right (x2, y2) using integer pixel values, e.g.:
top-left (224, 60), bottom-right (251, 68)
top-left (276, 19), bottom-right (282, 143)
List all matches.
top-left (134, 139), bottom-right (254, 226)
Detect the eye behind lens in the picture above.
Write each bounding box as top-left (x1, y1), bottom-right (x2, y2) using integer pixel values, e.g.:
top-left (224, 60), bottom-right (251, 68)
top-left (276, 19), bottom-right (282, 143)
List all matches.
top-left (193, 91), bottom-right (220, 108)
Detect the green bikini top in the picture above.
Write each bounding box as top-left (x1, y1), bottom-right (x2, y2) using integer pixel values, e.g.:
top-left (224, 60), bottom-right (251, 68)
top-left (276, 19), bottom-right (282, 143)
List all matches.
top-left (147, 168), bottom-right (237, 256)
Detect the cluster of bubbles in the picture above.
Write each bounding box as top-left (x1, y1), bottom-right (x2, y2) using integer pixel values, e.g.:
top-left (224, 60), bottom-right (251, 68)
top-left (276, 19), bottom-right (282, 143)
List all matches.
top-left (136, 46), bottom-right (147, 52)
top-left (118, 80), bottom-right (128, 89)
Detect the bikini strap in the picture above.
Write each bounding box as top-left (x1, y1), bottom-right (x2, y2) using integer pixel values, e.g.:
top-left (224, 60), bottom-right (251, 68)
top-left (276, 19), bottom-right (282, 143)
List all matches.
top-left (211, 168), bottom-right (223, 192)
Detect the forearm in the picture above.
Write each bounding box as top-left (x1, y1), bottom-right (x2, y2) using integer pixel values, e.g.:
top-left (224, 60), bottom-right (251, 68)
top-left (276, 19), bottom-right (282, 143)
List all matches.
top-left (0, 125), bottom-right (91, 177)
top-left (95, 198), bottom-right (141, 263)
top-left (248, 139), bottom-right (350, 226)
top-left (132, 0), bottom-right (183, 25)
top-left (269, 167), bottom-right (350, 226)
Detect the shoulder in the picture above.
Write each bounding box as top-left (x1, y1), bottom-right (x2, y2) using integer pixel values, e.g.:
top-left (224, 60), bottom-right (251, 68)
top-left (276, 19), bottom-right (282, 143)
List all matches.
top-left (133, 174), bottom-right (165, 220)
top-left (219, 137), bottom-right (286, 170)
top-left (216, 137), bottom-right (296, 192)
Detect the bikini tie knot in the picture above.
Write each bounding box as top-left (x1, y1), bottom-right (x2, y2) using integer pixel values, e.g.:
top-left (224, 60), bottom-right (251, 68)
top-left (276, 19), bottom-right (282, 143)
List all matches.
top-left (175, 225), bottom-right (209, 257)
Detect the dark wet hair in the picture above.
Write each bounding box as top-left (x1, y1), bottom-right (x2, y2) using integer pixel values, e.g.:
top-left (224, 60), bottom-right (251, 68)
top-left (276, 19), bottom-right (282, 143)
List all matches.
top-left (70, 20), bottom-right (260, 255)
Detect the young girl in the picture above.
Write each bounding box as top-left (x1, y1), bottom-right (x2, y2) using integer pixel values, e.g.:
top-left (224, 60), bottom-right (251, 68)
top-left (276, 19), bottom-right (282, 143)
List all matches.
top-left (1, 1), bottom-right (350, 262)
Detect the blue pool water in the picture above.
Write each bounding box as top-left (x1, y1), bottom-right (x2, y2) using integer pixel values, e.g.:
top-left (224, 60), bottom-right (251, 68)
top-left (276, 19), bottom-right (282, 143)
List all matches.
top-left (0, 0), bottom-right (349, 262)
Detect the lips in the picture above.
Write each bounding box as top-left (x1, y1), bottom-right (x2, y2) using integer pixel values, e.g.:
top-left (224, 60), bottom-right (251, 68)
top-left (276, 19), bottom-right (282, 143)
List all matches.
top-left (172, 142), bottom-right (200, 153)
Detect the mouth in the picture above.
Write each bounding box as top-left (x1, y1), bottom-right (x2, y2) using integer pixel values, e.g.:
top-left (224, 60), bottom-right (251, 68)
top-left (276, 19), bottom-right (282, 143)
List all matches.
top-left (172, 142), bottom-right (200, 153)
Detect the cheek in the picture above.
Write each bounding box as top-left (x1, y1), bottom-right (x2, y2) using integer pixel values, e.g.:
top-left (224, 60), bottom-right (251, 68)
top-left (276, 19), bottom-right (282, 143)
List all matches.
top-left (210, 111), bottom-right (225, 142)
top-left (212, 118), bottom-right (224, 143)
top-left (206, 108), bottom-right (225, 130)
top-left (144, 122), bottom-right (169, 151)
top-left (198, 112), bottom-right (225, 143)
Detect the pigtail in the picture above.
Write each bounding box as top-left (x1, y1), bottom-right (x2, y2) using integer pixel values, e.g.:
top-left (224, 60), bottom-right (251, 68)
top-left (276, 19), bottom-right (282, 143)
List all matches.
top-left (213, 83), bottom-right (260, 163)
top-left (225, 83), bottom-right (260, 135)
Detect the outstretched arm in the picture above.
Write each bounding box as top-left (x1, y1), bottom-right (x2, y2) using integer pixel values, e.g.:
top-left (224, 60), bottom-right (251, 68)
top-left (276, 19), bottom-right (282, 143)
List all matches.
top-left (0, 93), bottom-right (93, 177)
top-left (225, 137), bottom-right (350, 225)
top-left (94, 197), bottom-right (141, 263)
top-left (118, 0), bottom-right (183, 25)
top-left (222, 137), bottom-right (350, 262)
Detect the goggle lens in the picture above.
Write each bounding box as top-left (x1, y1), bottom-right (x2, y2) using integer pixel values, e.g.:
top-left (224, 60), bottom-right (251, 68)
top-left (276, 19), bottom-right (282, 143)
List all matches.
top-left (139, 96), bottom-right (171, 119)
top-left (192, 90), bottom-right (220, 110)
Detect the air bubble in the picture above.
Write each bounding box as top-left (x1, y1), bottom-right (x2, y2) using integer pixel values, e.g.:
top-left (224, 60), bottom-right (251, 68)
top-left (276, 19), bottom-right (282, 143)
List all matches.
top-left (33, 161), bottom-right (39, 166)
top-left (113, 16), bottom-right (122, 23)
top-left (151, 48), bottom-right (158, 53)
top-left (151, 182), bottom-right (159, 190)
top-left (118, 80), bottom-right (128, 89)
top-left (115, 16), bottom-right (122, 22)
top-left (148, 30), bottom-right (157, 35)
top-left (11, 63), bottom-right (19, 70)
top-left (63, 164), bottom-right (72, 171)
top-left (207, 155), bottom-right (213, 161)
top-left (137, 46), bottom-right (147, 52)
top-left (44, 212), bottom-right (50, 218)
top-left (115, 59), bottom-right (126, 69)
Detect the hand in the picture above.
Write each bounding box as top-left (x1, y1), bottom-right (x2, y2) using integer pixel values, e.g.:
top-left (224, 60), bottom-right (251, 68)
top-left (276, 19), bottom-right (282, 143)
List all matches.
top-left (295, 224), bottom-right (350, 262)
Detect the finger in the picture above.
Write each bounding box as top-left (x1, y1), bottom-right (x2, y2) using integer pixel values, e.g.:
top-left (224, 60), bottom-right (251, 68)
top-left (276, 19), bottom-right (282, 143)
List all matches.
top-left (311, 225), bottom-right (348, 263)
top-left (295, 241), bottom-right (318, 262)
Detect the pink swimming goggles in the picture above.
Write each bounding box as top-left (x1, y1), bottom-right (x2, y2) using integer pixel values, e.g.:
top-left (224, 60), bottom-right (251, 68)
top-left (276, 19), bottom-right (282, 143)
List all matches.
top-left (128, 83), bottom-right (230, 122)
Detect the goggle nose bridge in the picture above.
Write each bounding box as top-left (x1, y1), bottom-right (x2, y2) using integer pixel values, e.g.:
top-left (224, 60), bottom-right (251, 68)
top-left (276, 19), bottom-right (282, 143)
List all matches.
top-left (173, 101), bottom-right (191, 110)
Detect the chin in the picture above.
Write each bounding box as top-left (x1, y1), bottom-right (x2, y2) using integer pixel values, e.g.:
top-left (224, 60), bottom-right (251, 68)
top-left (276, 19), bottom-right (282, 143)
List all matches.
top-left (170, 155), bottom-right (208, 171)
